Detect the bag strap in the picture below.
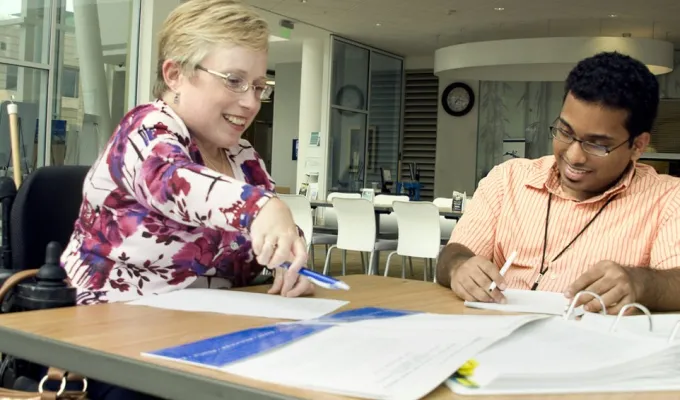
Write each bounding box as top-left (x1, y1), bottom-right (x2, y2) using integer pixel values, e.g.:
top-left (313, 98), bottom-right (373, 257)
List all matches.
top-left (0, 269), bottom-right (39, 303)
top-left (39, 368), bottom-right (87, 393)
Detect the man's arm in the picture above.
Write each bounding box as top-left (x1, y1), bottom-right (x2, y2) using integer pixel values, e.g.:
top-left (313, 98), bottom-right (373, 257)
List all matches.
top-left (435, 164), bottom-right (507, 290)
top-left (436, 243), bottom-right (475, 288)
top-left (632, 267), bottom-right (680, 312)
top-left (644, 186), bottom-right (680, 311)
top-left (570, 187), bottom-right (680, 313)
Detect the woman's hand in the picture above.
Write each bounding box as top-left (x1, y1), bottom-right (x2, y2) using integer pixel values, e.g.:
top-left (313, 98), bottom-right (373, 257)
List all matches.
top-left (250, 198), bottom-right (308, 294)
top-left (268, 267), bottom-right (315, 297)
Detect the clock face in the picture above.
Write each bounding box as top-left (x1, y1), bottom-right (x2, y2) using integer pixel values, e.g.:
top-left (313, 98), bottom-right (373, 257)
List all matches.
top-left (447, 87), bottom-right (471, 112)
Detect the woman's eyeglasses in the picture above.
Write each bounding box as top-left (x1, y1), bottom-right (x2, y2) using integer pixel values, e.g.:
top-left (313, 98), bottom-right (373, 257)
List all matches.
top-left (196, 65), bottom-right (273, 101)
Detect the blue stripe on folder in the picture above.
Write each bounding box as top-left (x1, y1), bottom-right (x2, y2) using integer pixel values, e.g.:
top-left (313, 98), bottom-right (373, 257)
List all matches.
top-left (317, 306), bottom-right (418, 322)
top-left (148, 323), bottom-right (332, 367)
top-left (145, 307), bottom-right (418, 367)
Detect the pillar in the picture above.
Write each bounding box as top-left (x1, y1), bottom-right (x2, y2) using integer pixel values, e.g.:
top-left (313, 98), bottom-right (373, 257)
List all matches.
top-left (295, 38), bottom-right (325, 194)
top-left (136, 0), bottom-right (182, 104)
top-left (73, 0), bottom-right (112, 155)
top-left (270, 62), bottom-right (302, 190)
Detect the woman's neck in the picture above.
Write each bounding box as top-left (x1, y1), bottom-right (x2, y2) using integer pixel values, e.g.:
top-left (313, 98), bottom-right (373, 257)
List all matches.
top-left (193, 137), bottom-right (222, 162)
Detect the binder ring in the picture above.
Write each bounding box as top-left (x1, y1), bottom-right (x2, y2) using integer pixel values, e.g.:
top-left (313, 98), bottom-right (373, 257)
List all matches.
top-left (668, 321), bottom-right (680, 343)
top-left (609, 303), bottom-right (652, 333)
top-left (563, 290), bottom-right (606, 320)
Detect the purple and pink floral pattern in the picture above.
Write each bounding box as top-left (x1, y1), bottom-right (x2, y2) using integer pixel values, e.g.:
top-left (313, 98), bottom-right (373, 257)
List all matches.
top-left (61, 100), bottom-right (276, 305)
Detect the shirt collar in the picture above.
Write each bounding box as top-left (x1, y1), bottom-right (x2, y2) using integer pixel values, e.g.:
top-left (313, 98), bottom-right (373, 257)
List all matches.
top-left (524, 156), bottom-right (636, 203)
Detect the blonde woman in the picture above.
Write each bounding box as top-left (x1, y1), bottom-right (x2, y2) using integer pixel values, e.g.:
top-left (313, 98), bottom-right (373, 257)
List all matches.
top-left (61, 0), bottom-right (312, 306)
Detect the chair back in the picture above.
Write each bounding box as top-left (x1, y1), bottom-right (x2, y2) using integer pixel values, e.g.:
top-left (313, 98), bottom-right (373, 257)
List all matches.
top-left (321, 192), bottom-right (361, 228)
top-left (327, 192), bottom-right (360, 201)
top-left (9, 166), bottom-right (89, 270)
top-left (432, 197), bottom-right (452, 209)
top-left (278, 194), bottom-right (313, 243)
top-left (332, 197), bottom-right (375, 252)
top-left (392, 201), bottom-right (441, 258)
top-left (374, 194), bottom-right (409, 206)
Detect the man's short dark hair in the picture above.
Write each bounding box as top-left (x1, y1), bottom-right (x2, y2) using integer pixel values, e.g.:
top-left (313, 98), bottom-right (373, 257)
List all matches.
top-left (564, 51), bottom-right (659, 141)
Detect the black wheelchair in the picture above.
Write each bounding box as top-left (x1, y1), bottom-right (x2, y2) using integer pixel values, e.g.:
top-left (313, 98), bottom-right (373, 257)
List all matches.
top-left (0, 165), bottom-right (89, 391)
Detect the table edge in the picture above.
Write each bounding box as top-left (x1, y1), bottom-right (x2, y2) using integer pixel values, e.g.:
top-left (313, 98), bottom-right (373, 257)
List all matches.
top-left (0, 324), bottom-right (300, 400)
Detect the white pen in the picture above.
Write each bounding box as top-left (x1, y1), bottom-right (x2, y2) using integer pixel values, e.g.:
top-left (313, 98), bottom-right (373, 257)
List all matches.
top-left (488, 250), bottom-right (517, 292)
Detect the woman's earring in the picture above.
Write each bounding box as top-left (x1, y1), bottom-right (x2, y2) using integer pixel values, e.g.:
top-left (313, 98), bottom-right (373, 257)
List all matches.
top-left (173, 92), bottom-right (180, 104)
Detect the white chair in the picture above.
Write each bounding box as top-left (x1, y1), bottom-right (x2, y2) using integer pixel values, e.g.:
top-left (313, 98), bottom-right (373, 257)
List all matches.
top-left (374, 194), bottom-right (409, 206)
top-left (374, 194), bottom-right (409, 235)
top-left (433, 197), bottom-right (456, 241)
top-left (323, 198), bottom-right (397, 276)
top-left (278, 194), bottom-right (336, 270)
top-left (328, 192), bottom-right (361, 201)
top-left (318, 192), bottom-right (361, 229)
top-left (385, 201), bottom-right (442, 281)
top-left (432, 197), bottom-right (452, 209)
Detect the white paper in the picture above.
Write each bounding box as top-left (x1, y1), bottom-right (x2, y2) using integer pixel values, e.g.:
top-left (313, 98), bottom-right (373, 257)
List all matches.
top-left (447, 317), bottom-right (680, 395)
top-left (127, 288), bottom-right (348, 320)
top-left (464, 289), bottom-right (582, 316)
top-left (223, 314), bottom-right (544, 400)
top-left (579, 312), bottom-right (680, 340)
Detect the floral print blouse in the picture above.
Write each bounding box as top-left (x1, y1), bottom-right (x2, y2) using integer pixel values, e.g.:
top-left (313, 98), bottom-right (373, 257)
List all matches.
top-left (61, 100), bottom-right (276, 305)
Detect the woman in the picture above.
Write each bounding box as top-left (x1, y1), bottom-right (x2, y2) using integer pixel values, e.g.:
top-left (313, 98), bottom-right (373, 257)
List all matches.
top-left (61, 0), bottom-right (312, 306)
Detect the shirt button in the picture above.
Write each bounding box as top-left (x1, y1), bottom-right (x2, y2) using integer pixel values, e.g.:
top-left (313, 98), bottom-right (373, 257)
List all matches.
top-left (550, 273), bottom-right (557, 280)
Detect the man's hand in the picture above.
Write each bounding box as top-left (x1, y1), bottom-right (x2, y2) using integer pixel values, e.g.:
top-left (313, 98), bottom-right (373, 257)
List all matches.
top-left (451, 255), bottom-right (507, 303)
top-left (566, 261), bottom-right (645, 315)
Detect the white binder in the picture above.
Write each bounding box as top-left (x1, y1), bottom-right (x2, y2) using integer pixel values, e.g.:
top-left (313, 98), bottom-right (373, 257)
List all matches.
top-left (448, 290), bottom-right (680, 395)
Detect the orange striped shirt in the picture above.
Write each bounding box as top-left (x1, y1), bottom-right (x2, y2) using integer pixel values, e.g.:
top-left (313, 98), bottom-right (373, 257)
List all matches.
top-left (449, 155), bottom-right (680, 292)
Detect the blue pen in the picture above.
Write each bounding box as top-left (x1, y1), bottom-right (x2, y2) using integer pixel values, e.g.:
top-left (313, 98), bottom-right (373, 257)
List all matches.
top-left (280, 262), bottom-right (350, 290)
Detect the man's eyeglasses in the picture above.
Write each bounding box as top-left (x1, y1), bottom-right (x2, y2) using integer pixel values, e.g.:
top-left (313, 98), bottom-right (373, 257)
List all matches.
top-left (550, 125), bottom-right (629, 157)
top-left (196, 65), bottom-right (273, 101)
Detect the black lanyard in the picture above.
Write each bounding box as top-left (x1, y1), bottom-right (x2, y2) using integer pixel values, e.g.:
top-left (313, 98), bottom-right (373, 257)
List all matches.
top-left (530, 193), bottom-right (616, 291)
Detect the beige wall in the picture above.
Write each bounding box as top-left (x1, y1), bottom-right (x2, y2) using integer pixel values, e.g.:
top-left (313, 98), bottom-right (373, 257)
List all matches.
top-left (434, 73), bottom-right (479, 197)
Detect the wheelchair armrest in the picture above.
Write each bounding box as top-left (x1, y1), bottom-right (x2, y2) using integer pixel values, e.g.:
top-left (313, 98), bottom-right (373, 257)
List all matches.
top-left (0, 269), bottom-right (39, 305)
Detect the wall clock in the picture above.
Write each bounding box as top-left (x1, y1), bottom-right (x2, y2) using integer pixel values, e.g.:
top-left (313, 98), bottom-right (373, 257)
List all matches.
top-left (335, 84), bottom-right (365, 111)
top-left (441, 82), bottom-right (475, 117)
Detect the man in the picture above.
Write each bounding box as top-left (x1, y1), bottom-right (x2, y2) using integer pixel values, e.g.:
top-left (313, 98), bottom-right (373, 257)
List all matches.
top-left (436, 52), bottom-right (680, 314)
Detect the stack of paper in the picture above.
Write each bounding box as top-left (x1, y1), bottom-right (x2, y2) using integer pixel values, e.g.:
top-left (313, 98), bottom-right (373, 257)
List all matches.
top-left (447, 317), bottom-right (680, 395)
top-left (144, 307), bottom-right (546, 400)
top-left (126, 288), bottom-right (348, 320)
top-left (464, 289), bottom-right (584, 316)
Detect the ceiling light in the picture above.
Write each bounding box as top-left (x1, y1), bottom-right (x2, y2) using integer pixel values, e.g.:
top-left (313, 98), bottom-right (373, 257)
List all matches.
top-left (300, 0), bottom-right (307, 3)
top-left (609, 14), bottom-right (617, 18)
top-left (494, 7), bottom-right (505, 11)
top-left (375, 23), bottom-right (381, 27)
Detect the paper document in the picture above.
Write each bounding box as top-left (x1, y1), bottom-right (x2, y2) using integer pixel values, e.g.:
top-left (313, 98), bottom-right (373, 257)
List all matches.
top-left (220, 312), bottom-right (544, 400)
top-left (464, 289), bottom-right (582, 316)
top-left (127, 288), bottom-right (348, 320)
top-left (144, 307), bottom-right (545, 400)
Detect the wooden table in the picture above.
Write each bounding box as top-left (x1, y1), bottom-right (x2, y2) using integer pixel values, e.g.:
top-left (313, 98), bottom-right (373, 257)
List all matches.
top-left (0, 275), bottom-right (676, 400)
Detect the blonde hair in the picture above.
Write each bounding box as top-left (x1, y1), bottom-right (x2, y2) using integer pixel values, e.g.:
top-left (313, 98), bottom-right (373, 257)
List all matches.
top-left (152, 0), bottom-right (270, 99)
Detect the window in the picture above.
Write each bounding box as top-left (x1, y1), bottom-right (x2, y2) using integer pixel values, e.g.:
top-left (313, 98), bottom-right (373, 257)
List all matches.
top-left (5, 65), bottom-right (17, 91)
top-left (61, 67), bottom-right (79, 98)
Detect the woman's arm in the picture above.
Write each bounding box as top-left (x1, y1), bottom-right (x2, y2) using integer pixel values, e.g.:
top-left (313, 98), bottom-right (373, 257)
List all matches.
top-left (109, 107), bottom-right (273, 232)
top-left (236, 142), bottom-right (307, 242)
